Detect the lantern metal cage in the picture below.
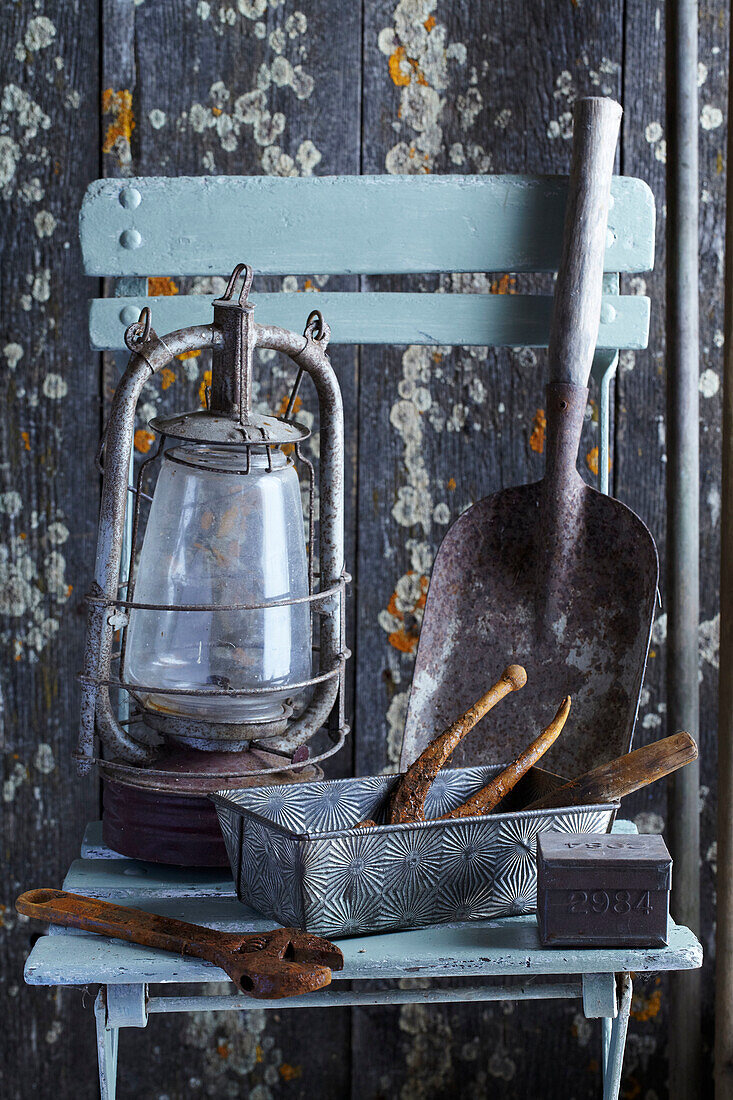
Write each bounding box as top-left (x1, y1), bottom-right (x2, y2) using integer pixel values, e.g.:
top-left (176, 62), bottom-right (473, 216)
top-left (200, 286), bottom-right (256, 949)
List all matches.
top-left (74, 264), bottom-right (350, 795)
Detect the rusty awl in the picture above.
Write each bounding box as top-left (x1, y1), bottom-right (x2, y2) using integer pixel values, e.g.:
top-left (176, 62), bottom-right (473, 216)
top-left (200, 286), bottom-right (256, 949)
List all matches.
top-left (385, 664), bottom-right (527, 825)
top-left (16, 889), bottom-right (343, 999)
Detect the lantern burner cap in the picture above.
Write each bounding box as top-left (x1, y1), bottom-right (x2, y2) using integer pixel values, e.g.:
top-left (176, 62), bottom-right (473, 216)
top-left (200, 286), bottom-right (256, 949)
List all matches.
top-left (148, 410), bottom-right (310, 447)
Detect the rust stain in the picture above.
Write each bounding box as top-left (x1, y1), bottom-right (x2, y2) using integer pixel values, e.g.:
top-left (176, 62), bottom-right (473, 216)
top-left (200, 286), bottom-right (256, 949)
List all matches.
top-left (134, 428), bottom-right (155, 454)
top-left (529, 408), bottom-right (546, 453)
top-left (279, 1064), bottom-right (302, 1082)
top-left (160, 367), bottom-right (176, 390)
top-left (101, 88), bottom-right (135, 156)
top-left (21, 431), bottom-right (30, 451)
top-left (389, 46), bottom-right (411, 86)
top-left (148, 276), bottom-right (179, 296)
top-left (177, 348), bottom-right (201, 361)
top-left (490, 273), bottom-right (516, 295)
top-left (199, 368), bottom-right (212, 408)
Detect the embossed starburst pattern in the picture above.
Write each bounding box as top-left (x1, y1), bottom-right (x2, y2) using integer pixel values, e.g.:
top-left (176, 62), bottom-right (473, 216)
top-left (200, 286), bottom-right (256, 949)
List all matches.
top-left (236, 784), bottom-right (309, 832)
top-left (300, 780), bottom-right (363, 832)
top-left (441, 820), bottom-right (501, 887)
top-left (381, 827), bottom-right (444, 889)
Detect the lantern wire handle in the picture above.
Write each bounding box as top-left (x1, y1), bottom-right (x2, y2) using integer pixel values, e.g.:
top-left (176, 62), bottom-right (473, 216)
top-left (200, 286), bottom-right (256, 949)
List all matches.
top-left (283, 310), bottom-right (326, 421)
top-left (221, 263), bottom-right (254, 305)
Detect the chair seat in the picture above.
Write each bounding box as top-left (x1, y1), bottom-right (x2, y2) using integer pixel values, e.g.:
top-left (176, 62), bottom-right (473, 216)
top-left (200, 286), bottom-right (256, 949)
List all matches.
top-left (24, 820), bottom-right (702, 990)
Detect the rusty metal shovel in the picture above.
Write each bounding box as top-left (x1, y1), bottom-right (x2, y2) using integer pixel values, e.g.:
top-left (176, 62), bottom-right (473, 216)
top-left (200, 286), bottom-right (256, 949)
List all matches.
top-left (401, 97), bottom-right (658, 781)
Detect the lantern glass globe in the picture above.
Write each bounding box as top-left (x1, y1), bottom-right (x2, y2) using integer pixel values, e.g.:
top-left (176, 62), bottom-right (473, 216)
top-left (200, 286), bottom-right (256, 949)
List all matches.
top-left (124, 444), bottom-right (311, 724)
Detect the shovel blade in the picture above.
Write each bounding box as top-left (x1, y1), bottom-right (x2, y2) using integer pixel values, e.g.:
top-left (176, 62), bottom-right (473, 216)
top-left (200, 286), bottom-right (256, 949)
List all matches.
top-left (401, 481), bottom-right (658, 779)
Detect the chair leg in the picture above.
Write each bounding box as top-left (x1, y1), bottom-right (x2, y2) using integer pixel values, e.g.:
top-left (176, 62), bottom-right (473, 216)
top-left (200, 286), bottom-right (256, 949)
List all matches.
top-left (95, 989), bottom-right (119, 1100)
top-left (602, 974), bottom-right (633, 1100)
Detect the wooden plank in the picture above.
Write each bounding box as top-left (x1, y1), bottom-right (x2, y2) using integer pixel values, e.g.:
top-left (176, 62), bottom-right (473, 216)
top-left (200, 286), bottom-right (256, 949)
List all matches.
top-left (25, 915), bottom-right (702, 987)
top-left (79, 173), bottom-right (655, 275)
top-left (0, 3), bottom-right (102, 1099)
top-left (352, 4), bottom-right (631, 1100)
top-left (95, 2), bottom-right (362, 1098)
top-left (89, 290), bottom-right (650, 350)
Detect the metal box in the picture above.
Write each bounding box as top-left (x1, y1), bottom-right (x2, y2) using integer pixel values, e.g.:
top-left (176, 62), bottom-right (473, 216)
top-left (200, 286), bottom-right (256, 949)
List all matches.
top-left (211, 767), bottom-right (616, 937)
top-left (536, 832), bottom-right (672, 947)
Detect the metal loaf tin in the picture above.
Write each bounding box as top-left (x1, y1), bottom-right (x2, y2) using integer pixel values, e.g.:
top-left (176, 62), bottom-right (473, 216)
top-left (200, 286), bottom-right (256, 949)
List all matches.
top-left (211, 767), bottom-right (617, 937)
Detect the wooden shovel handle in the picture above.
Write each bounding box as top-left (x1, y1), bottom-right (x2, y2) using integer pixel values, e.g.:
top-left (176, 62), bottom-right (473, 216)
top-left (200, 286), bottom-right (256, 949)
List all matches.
top-left (523, 731), bottom-right (698, 811)
top-left (388, 664), bottom-right (527, 824)
top-left (548, 97), bottom-right (622, 388)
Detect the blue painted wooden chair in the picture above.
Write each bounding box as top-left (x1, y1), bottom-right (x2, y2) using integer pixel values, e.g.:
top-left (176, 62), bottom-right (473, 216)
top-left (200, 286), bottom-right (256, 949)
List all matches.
top-left (23, 174), bottom-right (701, 1100)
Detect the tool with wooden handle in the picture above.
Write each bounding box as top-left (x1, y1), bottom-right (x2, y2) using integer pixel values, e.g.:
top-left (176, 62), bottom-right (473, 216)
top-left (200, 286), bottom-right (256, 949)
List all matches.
top-left (401, 97), bottom-right (658, 787)
top-left (16, 889), bottom-right (343, 999)
top-left (386, 664), bottom-right (527, 825)
top-left (439, 695), bottom-right (571, 820)
top-left (522, 731), bottom-right (698, 811)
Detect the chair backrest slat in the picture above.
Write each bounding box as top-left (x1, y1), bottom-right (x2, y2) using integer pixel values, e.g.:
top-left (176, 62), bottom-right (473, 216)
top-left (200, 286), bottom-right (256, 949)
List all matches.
top-left (80, 174), bottom-right (655, 278)
top-left (89, 290), bottom-right (649, 352)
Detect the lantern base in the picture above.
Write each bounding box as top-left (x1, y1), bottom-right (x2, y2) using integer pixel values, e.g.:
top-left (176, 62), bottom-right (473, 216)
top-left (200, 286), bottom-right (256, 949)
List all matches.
top-left (100, 746), bottom-right (322, 866)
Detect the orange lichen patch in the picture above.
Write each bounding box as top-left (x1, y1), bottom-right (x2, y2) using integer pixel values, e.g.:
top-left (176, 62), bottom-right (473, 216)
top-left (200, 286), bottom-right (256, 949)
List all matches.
top-left (529, 408), bottom-right (546, 454)
top-left (134, 428), bottom-right (155, 454)
top-left (19, 532), bottom-right (26, 540)
top-left (279, 1064), bottom-right (302, 1082)
top-left (389, 46), bottom-right (412, 86)
top-left (386, 572), bottom-right (429, 655)
top-left (21, 431), bottom-right (30, 451)
top-left (148, 276), bottom-right (179, 296)
top-left (304, 278), bottom-right (320, 291)
top-left (447, 477), bottom-right (456, 491)
top-left (177, 348), bottom-right (201, 361)
top-left (717, 151), bottom-right (724, 175)
top-left (622, 1079), bottom-right (642, 1100)
top-left (631, 980), bottom-right (662, 1021)
top-left (102, 89), bottom-right (135, 155)
top-left (160, 367), bottom-right (176, 390)
top-left (424, 14), bottom-right (436, 30)
top-left (66, 584), bottom-right (73, 598)
top-left (586, 447), bottom-right (599, 476)
top-left (255, 1044), bottom-right (263, 1064)
top-left (490, 274), bottom-right (516, 295)
top-left (277, 393), bottom-right (302, 418)
top-left (199, 368), bottom-right (212, 408)
top-left (212, 106), bottom-right (223, 117)
top-left (217, 1041), bottom-right (230, 1060)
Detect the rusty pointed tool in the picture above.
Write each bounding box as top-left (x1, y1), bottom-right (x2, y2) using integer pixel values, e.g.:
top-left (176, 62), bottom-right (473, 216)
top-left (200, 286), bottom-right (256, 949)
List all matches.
top-left (386, 664), bottom-right (527, 824)
top-left (16, 889), bottom-right (343, 999)
top-left (440, 695), bottom-right (572, 820)
top-left (522, 731), bottom-right (698, 811)
top-left (401, 97), bottom-right (658, 784)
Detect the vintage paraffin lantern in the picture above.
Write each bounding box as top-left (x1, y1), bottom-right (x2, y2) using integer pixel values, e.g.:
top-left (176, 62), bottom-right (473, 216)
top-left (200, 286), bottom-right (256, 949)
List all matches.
top-left (75, 265), bottom-right (348, 864)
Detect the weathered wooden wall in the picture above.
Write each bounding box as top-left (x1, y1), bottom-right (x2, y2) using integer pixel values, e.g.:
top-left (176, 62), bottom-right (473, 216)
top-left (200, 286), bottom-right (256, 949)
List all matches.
top-left (0, 1), bottom-right (726, 1097)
